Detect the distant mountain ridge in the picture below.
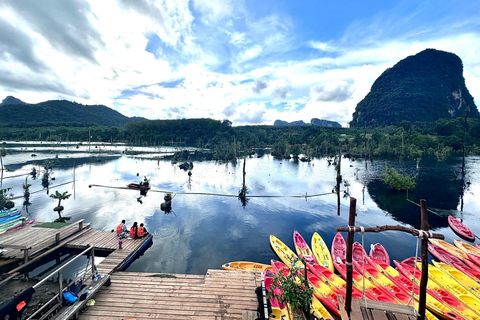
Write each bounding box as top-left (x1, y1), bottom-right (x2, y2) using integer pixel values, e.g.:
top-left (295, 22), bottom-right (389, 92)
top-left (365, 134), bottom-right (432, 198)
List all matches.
top-left (274, 118), bottom-right (341, 127)
top-left (351, 49), bottom-right (479, 127)
top-left (0, 96), bottom-right (145, 126)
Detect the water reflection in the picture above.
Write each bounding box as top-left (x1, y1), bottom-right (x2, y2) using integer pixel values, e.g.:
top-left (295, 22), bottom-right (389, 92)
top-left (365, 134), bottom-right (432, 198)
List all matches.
top-left (2, 148), bottom-right (479, 274)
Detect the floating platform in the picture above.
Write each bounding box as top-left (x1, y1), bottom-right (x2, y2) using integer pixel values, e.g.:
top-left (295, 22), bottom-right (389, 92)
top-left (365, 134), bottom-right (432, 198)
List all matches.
top-left (77, 269), bottom-right (262, 320)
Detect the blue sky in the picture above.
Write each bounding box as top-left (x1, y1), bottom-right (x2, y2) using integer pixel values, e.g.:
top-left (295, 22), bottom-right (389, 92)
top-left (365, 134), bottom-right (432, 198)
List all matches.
top-left (0, 0), bottom-right (479, 126)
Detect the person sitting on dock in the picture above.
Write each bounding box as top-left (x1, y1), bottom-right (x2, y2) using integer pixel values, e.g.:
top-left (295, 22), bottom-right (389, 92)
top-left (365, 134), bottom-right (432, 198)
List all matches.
top-left (138, 223), bottom-right (149, 238)
top-left (116, 219), bottom-right (128, 239)
top-left (130, 221), bottom-right (138, 239)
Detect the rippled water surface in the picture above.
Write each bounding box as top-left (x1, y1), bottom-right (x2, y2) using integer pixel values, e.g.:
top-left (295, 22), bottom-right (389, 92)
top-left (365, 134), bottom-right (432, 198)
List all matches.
top-left (2, 146), bottom-right (479, 274)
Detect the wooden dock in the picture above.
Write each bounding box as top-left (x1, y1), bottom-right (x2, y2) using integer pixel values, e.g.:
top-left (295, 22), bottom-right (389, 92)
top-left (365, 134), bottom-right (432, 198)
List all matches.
top-left (338, 296), bottom-right (417, 320)
top-left (0, 219), bottom-right (89, 263)
top-left (76, 269), bottom-right (262, 320)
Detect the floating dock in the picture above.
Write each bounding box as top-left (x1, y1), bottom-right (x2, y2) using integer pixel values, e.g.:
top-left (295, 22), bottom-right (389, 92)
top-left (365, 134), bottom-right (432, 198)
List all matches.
top-left (77, 269), bottom-right (261, 320)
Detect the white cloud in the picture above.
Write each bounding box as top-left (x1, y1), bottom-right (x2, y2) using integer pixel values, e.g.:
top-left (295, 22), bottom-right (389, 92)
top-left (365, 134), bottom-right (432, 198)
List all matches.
top-left (0, 1), bottom-right (479, 128)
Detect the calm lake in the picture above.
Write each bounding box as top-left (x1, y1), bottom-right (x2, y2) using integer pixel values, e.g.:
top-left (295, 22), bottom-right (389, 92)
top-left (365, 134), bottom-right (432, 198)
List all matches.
top-left (2, 143), bottom-right (480, 275)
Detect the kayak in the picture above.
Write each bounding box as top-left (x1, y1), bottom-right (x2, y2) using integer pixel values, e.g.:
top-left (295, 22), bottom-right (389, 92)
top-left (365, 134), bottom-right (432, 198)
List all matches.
top-left (127, 183), bottom-right (150, 190)
top-left (454, 239), bottom-right (480, 257)
top-left (0, 212), bottom-right (22, 226)
top-left (369, 243), bottom-right (390, 265)
top-left (306, 268), bottom-right (341, 316)
top-left (264, 270), bottom-right (293, 320)
top-left (0, 210), bottom-right (21, 222)
top-left (307, 262), bottom-right (355, 290)
top-left (429, 239), bottom-right (468, 260)
top-left (395, 260), bottom-right (480, 320)
top-left (334, 258), bottom-right (397, 303)
top-left (0, 208), bottom-right (19, 218)
top-left (401, 257), bottom-right (421, 267)
top-left (270, 260), bottom-right (334, 320)
top-left (311, 295), bottom-right (335, 320)
top-left (367, 256), bottom-right (463, 320)
top-left (427, 242), bottom-right (465, 266)
top-left (426, 263), bottom-right (480, 313)
top-left (293, 230), bottom-right (317, 265)
top-left (221, 261), bottom-right (271, 272)
top-left (433, 261), bottom-right (480, 300)
top-left (311, 232), bottom-right (334, 272)
top-left (448, 215), bottom-right (475, 242)
top-left (353, 258), bottom-right (438, 320)
top-left (270, 235), bottom-right (303, 269)
top-left (331, 232), bottom-right (346, 264)
top-left (352, 242), bottom-right (368, 262)
top-left (6, 219), bottom-right (34, 232)
top-left (0, 218), bottom-right (23, 233)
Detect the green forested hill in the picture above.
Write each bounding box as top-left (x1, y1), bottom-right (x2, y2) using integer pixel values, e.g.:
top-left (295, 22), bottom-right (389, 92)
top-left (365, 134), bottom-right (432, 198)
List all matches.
top-left (351, 49), bottom-right (479, 127)
top-left (0, 97), bottom-right (144, 126)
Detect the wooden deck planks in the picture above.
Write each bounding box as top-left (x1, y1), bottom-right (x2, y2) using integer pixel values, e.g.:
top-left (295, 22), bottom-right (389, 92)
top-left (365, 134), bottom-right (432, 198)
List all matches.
top-left (0, 220), bottom-right (88, 260)
top-left (78, 270), bottom-right (261, 320)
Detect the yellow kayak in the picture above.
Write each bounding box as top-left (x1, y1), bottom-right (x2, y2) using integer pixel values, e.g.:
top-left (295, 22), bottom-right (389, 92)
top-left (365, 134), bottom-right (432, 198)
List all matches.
top-left (311, 295), bottom-right (335, 320)
top-left (414, 262), bottom-right (480, 319)
top-left (432, 261), bottom-right (480, 300)
top-left (429, 239), bottom-right (468, 260)
top-left (454, 239), bottom-right (480, 256)
top-left (270, 235), bottom-right (303, 269)
top-left (311, 232), bottom-right (334, 272)
top-left (222, 261), bottom-right (271, 272)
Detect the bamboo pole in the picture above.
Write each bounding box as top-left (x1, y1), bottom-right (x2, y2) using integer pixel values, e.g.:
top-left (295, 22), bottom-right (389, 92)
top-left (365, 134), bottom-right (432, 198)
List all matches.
top-left (418, 199), bottom-right (429, 320)
top-left (345, 197), bottom-right (357, 315)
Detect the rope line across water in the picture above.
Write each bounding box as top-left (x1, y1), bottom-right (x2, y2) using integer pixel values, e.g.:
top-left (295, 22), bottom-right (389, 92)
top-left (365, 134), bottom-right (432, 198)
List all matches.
top-left (88, 183), bottom-right (338, 199)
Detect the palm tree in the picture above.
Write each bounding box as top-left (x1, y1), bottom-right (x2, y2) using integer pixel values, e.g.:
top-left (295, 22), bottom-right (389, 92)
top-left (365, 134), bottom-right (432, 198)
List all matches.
top-left (50, 191), bottom-right (71, 221)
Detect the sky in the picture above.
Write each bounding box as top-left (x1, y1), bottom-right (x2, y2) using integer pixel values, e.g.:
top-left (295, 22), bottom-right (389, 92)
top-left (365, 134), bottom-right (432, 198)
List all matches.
top-left (0, 0), bottom-right (479, 127)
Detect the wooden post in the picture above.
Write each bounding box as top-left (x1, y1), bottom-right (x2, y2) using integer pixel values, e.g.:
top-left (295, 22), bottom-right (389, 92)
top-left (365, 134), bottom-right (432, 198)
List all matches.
top-left (58, 270), bottom-right (63, 304)
top-left (345, 197), bottom-right (357, 315)
top-left (91, 247), bottom-right (96, 275)
top-left (418, 199), bottom-right (429, 320)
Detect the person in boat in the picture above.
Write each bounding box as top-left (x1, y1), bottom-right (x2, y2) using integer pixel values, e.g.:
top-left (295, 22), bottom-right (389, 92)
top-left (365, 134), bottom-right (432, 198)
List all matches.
top-left (130, 221), bottom-right (138, 239)
top-left (116, 219), bottom-right (128, 238)
top-left (138, 223), bottom-right (149, 238)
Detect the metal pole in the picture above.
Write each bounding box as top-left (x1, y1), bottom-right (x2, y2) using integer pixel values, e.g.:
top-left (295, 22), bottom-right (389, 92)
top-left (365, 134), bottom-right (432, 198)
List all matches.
top-left (345, 197), bottom-right (357, 315)
top-left (58, 270), bottom-right (63, 304)
top-left (33, 245), bottom-right (91, 289)
top-left (418, 199), bottom-right (429, 320)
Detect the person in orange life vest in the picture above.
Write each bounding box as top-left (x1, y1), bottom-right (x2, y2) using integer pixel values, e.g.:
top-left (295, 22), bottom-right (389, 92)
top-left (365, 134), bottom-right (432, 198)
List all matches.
top-left (138, 223), bottom-right (149, 238)
top-left (130, 221), bottom-right (138, 239)
top-left (116, 219), bottom-right (128, 238)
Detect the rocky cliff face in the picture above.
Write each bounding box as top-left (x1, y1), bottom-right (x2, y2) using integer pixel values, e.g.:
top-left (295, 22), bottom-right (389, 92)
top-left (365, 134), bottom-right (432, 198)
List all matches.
top-left (350, 49), bottom-right (479, 127)
top-left (274, 118), bottom-right (341, 127)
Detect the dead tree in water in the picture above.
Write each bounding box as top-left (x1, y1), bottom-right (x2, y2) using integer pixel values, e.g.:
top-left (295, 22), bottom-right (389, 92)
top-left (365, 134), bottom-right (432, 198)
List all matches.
top-left (238, 157), bottom-right (248, 207)
top-left (336, 144), bottom-right (342, 215)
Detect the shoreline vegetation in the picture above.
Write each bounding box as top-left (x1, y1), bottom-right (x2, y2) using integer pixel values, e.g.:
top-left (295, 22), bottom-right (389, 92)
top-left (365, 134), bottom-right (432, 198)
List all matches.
top-left (1, 117), bottom-right (480, 161)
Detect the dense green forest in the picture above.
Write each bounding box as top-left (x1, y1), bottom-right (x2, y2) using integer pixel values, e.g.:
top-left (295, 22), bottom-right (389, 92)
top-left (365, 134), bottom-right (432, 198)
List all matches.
top-left (1, 117), bottom-right (480, 161)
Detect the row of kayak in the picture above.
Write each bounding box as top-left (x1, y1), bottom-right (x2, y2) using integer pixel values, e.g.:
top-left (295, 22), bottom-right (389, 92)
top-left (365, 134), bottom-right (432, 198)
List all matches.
top-left (0, 208), bottom-right (34, 235)
top-left (223, 231), bottom-right (480, 320)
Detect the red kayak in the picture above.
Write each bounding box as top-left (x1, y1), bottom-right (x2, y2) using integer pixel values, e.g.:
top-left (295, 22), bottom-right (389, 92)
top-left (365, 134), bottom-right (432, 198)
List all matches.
top-left (352, 242), bottom-right (367, 262)
top-left (331, 232), bottom-right (346, 264)
top-left (367, 256), bottom-right (464, 320)
top-left (476, 243), bottom-right (480, 251)
top-left (369, 243), bottom-right (390, 265)
top-left (293, 230), bottom-right (317, 265)
top-left (448, 215), bottom-right (475, 242)
top-left (401, 257), bottom-right (421, 267)
top-left (394, 260), bottom-right (476, 320)
top-left (428, 242), bottom-right (465, 267)
top-left (127, 183), bottom-right (150, 190)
